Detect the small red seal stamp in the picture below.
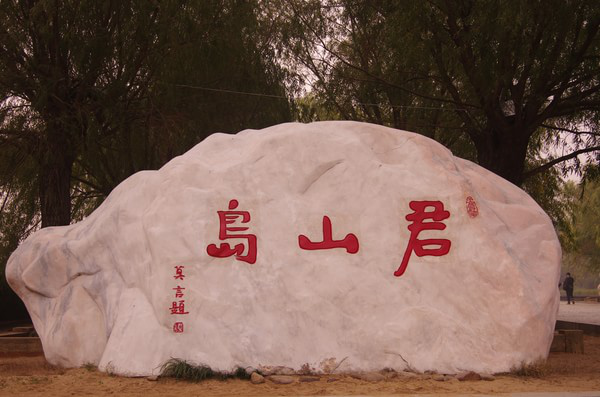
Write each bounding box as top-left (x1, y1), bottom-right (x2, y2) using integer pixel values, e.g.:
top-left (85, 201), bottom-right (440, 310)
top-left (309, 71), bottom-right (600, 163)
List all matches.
top-left (173, 322), bottom-right (184, 333)
top-left (466, 196), bottom-right (479, 218)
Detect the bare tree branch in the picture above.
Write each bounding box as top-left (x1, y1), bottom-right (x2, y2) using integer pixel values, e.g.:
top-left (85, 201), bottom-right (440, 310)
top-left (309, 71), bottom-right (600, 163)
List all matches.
top-left (541, 123), bottom-right (600, 137)
top-left (523, 145), bottom-right (600, 180)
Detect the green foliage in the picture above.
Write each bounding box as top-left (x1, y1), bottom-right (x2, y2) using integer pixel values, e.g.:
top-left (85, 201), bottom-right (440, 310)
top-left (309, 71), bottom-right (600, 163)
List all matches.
top-left (159, 359), bottom-right (250, 382)
top-left (293, 94), bottom-right (343, 122)
top-left (0, 0), bottom-right (293, 218)
top-left (559, 172), bottom-right (600, 280)
top-left (82, 363), bottom-right (97, 372)
top-left (571, 179), bottom-right (600, 272)
top-left (522, 171), bottom-right (578, 251)
top-left (0, 130), bottom-right (39, 319)
top-left (74, 0), bottom-right (292, 196)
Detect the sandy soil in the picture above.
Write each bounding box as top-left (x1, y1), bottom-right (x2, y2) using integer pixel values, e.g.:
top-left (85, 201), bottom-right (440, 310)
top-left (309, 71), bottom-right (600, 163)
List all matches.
top-left (1, 336), bottom-right (600, 396)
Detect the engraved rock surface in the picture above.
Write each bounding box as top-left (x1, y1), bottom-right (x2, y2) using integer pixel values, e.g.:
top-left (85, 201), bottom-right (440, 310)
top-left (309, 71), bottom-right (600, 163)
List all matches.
top-left (6, 121), bottom-right (561, 376)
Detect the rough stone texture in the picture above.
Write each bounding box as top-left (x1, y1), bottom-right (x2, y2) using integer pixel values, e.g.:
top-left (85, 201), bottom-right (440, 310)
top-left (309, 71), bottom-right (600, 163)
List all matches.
top-left (268, 375), bottom-right (295, 384)
top-left (250, 372), bottom-right (265, 384)
top-left (6, 121), bottom-right (561, 376)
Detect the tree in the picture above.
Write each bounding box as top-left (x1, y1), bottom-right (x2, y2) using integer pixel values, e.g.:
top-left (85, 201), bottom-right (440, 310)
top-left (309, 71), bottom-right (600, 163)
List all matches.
top-left (0, 0), bottom-right (178, 227)
top-left (571, 178), bottom-right (600, 272)
top-left (0, 0), bottom-right (293, 320)
top-left (73, 0), bottom-right (292, 197)
top-left (275, 0), bottom-right (600, 186)
top-left (1, 0), bottom-right (292, 228)
top-left (416, 0), bottom-right (600, 185)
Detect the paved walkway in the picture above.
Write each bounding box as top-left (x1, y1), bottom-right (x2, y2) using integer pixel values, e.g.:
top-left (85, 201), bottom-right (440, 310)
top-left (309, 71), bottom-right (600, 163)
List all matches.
top-left (557, 301), bottom-right (600, 326)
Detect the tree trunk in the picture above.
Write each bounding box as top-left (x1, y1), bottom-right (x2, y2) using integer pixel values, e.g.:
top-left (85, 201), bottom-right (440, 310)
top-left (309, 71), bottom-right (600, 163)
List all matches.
top-left (473, 127), bottom-right (530, 187)
top-left (39, 140), bottom-right (74, 228)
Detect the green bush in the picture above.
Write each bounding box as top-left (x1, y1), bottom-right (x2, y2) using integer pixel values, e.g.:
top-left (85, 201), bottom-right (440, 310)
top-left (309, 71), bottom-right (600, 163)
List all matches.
top-left (159, 359), bottom-right (249, 382)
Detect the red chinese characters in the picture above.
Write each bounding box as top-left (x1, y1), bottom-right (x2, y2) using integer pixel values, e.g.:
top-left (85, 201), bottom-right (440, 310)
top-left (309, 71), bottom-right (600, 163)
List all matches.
top-left (203, 198), bottom-right (452, 278)
top-left (394, 201), bottom-right (451, 277)
top-left (169, 300), bottom-right (189, 314)
top-left (173, 285), bottom-right (185, 298)
top-left (169, 265), bottom-right (189, 333)
top-left (173, 266), bottom-right (185, 280)
top-left (298, 216), bottom-right (359, 254)
top-left (207, 199), bottom-right (257, 264)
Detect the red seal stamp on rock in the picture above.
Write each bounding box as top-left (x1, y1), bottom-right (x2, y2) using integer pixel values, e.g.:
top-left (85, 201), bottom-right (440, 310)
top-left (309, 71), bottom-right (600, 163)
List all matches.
top-left (173, 322), bottom-right (184, 333)
top-left (466, 196), bottom-right (479, 218)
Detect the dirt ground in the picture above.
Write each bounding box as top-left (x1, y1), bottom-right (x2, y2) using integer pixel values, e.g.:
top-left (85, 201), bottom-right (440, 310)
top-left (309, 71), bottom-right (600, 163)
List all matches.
top-left (1, 336), bottom-right (600, 396)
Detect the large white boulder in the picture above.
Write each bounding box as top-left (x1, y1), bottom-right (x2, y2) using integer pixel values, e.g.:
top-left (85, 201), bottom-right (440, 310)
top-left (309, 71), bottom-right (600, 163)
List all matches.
top-left (6, 121), bottom-right (561, 376)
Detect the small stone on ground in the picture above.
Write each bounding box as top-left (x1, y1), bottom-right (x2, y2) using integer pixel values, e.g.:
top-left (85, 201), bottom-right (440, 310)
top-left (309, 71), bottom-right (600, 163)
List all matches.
top-left (250, 372), bottom-right (265, 384)
top-left (268, 375), bottom-right (295, 384)
top-left (299, 376), bottom-right (320, 383)
top-left (352, 372), bottom-right (386, 382)
top-left (398, 371), bottom-right (419, 378)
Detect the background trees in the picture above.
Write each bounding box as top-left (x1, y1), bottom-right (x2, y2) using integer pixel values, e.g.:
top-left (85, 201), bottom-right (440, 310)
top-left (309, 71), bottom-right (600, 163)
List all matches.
top-left (0, 0), bottom-right (291, 228)
top-left (0, 0), bottom-right (291, 320)
top-left (275, 0), bottom-right (600, 187)
top-left (559, 173), bottom-right (600, 291)
top-left (568, 175), bottom-right (600, 271)
top-left (1, 0), bottom-right (171, 227)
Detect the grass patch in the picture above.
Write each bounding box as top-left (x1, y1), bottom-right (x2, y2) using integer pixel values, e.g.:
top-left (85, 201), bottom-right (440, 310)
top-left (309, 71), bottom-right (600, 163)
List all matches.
top-left (509, 359), bottom-right (549, 378)
top-left (159, 359), bottom-right (250, 382)
top-left (28, 376), bottom-right (49, 384)
top-left (104, 362), bottom-right (117, 377)
top-left (82, 363), bottom-right (96, 372)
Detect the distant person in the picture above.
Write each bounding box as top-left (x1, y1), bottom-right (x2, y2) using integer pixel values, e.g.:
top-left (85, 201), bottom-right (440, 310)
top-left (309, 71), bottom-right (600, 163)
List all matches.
top-left (563, 273), bottom-right (575, 304)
